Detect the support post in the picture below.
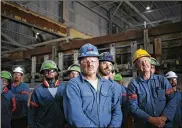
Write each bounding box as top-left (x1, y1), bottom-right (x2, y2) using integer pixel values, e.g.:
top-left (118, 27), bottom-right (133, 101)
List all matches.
top-left (31, 56), bottom-right (36, 84)
top-left (73, 50), bottom-right (79, 64)
top-left (131, 41), bottom-right (137, 77)
top-left (110, 43), bottom-right (116, 62)
top-left (58, 52), bottom-right (64, 80)
top-left (154, 38), bottom-right (162, 63)
top-left (52, 45), bottom-right (58, 62)
top-left (44, 55), bottom-right (49, 61)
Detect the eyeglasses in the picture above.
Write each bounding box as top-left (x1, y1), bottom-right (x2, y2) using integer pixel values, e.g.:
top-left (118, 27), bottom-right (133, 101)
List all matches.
top-left (44, 69), bottom-right (57, 74)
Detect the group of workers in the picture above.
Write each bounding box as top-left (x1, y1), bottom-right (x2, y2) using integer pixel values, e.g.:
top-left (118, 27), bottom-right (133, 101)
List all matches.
top-left (1, 43), bottom-right (182, 128)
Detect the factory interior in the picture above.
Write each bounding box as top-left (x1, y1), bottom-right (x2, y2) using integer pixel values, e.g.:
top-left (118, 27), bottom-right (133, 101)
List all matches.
top-left (1, 1), bottom-right (182, 128)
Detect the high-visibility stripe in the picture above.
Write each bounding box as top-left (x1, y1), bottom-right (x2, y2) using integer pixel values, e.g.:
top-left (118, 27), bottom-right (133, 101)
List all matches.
top-left (30, 101), bottom-right (39, 108)
top-left (122, 93), bottom-right (127, 97)
top-left (165, 88), bottom-right (174, 95)
top-left (128, 94), bottom-right (137, 100)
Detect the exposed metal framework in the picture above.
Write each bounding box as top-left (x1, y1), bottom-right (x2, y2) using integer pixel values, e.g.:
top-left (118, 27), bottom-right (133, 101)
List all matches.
top-left (1, 32), bottom-right (34, 49)
top-left (124, 1), bottom-right (155, 27)
top-left (1, 0), bottom-right (181, 60)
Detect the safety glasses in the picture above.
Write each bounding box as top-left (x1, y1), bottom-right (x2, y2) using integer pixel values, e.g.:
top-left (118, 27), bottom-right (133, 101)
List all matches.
top-left (43, 69), bottom-right (57, 74)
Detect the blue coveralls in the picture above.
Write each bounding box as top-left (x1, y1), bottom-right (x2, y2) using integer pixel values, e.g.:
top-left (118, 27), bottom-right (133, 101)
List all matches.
top-left (109, 79), bottom-right (127, 127)
top-left (11, 82), bottom-right (29, 120)
top-left (1, 88), bottom-right (15, 128)
top-left (28, 82), bottom-right (66, 128)
top-left (173, 91), bottom-right (182, 128)
top-left (127, 74), bottom-right (176, 128)
top-left (64, 73), bottom-right (122, 127)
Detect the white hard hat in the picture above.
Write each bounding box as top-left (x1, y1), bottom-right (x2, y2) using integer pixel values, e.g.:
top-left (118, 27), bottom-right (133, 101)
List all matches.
top-left (13, 67), bottom-right (24, 74)
top-left (165, 71), bottom-right (178, 78)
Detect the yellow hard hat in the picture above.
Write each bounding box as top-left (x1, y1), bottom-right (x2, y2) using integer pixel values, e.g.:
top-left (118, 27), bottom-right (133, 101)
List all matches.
top-left (133, 49), bottom-right (151, 63)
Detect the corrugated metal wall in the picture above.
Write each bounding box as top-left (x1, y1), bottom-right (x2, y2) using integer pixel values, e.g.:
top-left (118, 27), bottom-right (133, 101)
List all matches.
top-left (26, 1), bottom-right (62, 22)
top-left (65, 1), bottom-right (108, 37)
top-left (2, 1), bottom-right (62, 47)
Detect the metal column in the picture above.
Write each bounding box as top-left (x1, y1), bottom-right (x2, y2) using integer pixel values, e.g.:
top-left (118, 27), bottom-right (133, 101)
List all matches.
top-left (44, 55), bottom-right (49, 61)
top-left (154, 38), bottom-right (162, 63)
top-left (144, 29), bottom-right (153, 54)
top-left (31, 56), bottom-right (36, 83)
top-left (58, 52), bottom-right (64, 80)
top-left (73, 50), bottom-right (79, 64)
top-left (131, 41), bottom-right (137, 77)
top-left (110, 43), bottom-right (116, 62)
top-left (52, 46), bottom-right (58, 62)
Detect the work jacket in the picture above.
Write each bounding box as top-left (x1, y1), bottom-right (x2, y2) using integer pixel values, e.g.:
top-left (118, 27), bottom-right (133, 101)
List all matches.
top-left (1, 88), bottom-right (15, 128)
top-left (28, 81), bottom-right (66, 128)
top-left (173, 91), bottom-right (182, 128)
top-left (11, 82), bottom-right (29, 119)
top-left (64, 73), bottom-right (122, 127)
top-left (127, 74), bottom-right (176, 128)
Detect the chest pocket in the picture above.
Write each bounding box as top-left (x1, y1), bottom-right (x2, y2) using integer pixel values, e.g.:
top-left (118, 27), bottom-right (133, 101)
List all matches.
top-left (81, 91), bottom-right (93, 104)
top-left (137, 91), bottom-right (147, 106)
top-left (101, 89), bottom-right (112, 103)
top-left (156, 89), bottom-right (166, 101)
top-left (151, 79), bottom-right (166, 101)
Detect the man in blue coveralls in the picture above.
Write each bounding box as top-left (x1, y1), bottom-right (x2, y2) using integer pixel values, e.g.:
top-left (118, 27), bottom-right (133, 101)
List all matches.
top-left (98, 52), bottom-right (127, 127)
top-left (64, 43), bottom-right (122, 127)
top-left (11, 67), bottom-right (30, 128)
top-left (165, 71), bottom-right (182, 128)
top-left (1, 71), bottom-right (16, 128)
top-left (127, 49), bottom-right (176, 128)
top-left (28, 60), bottom-right (66, 128)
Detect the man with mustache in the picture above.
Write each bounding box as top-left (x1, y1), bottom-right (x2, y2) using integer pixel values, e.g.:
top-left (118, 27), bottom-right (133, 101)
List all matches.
top-left (28, 60), bottom-right (66, 128)
top-left (165, 71), bottom-right (182, 128)
top-left (98, 52), bottom-right (127, 127)
top-left (1, 71), bottom-right (16, 128)
top-left (64, 43), bottom-right (122, 127)
top-left (127, 49), bottom-right (176, 128)
top-left (11, 67), bottom-right (30, 128)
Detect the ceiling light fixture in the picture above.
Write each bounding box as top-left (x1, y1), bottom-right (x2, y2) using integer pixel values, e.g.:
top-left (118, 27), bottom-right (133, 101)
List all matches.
top-left (146, 6), bottom-right (150, 10)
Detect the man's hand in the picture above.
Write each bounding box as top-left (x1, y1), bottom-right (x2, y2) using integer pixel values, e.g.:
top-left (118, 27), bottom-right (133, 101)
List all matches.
top-left (148, 116), bottom-right (166, 128)
top-left (160, 116), bottom-right (167, 122)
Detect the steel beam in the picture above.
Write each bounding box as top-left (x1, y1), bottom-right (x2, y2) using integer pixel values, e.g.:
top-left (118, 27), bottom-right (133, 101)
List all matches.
top-left (95, 1), bottom-right (134, 27)
top-left (76, 1), bottom-right (109, 21)
top-left (1, 32), bottom-right (34, 49)
top-left (133, 16), bottom-right (180, 28)
top-left (1, 2), bottom-right (67, 37)
top-left (31, 56), bottom-right (36, 83)
top-left (91, 1), bottom-right (116, 9)
top-left (112, 1), bottom-right (123, 18)
top-left (1, 19), bottom-right (9, 26)
top-left (5, 22), bottom-right (182, 59)
top-left (110, 2), bottom-right (138, 24)
top-left (2, 37), bottom-right (70, 55)
top-left (124, 1), bottom-right (154, 27)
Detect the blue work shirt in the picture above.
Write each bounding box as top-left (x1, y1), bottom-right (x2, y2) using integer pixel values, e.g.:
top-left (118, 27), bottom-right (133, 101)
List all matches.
top-left (110, 79), bottom-right (127, 127)
top-left (28, 82), bottom-right (66, 128)
top-left (127, 74), bottom-right (176, 128)
top-left (1, 88), bottom-right (15, 128)
top-left (64, 73), bottom-right (122, 127)
top-left (11, 82), bottom-right (30, 119)
top-left (173, 91), bottom-right (182, 128)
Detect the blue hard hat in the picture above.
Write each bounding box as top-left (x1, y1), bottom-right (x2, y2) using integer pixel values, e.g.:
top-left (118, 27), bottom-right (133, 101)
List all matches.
top-left (99, 52), bottom-right (114, 64)
top-left (78, 43), bottom-right (99, 60)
